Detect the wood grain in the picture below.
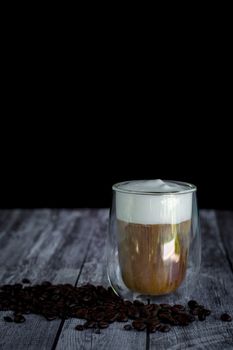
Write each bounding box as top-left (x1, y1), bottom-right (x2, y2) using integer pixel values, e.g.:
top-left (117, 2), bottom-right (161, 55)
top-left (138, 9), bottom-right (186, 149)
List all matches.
top-left (149, 210), bottom-right (233, 349)
top-left (0, 209), bottom-right (233, 350)
top-left (0, 209), bottom-right (98, 350)
top-left (216, 210), bottom-right (233, 274)
top-left (56, 209), bottom-right (147, 350)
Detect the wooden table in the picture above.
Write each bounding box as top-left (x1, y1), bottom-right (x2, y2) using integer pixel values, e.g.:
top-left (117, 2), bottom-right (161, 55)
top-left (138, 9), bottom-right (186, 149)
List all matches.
top-left (0, 209), bottom-right (233, 350)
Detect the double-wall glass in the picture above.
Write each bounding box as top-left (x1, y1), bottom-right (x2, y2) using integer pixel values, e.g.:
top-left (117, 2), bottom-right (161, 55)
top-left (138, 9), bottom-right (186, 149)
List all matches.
top-left (107, 180), bottom-right (201, 301)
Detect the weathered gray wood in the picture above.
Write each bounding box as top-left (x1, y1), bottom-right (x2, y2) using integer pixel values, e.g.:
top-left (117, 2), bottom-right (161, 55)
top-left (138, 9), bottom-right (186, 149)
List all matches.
top-left (1, 209), bottom-right (233, 350)
top-left (149, 210), bottom-right (233, 350)
top-left (56, 209), bottom-right (147, 350)
top-left (216, 211), bottom-right (233, 273)
top-left (55, 210), bottom-right (233, 350)
top-left (0, 209), bottom-right (98, 350)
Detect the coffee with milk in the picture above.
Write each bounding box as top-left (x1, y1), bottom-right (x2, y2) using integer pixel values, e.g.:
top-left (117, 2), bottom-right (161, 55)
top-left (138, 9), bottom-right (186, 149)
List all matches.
top-left (116, 180), bottom-right (192, 295)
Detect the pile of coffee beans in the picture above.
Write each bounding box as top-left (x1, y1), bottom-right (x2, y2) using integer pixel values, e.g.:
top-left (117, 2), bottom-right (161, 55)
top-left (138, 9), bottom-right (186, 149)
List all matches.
top-left (0, 281), bottom-right (232, 334)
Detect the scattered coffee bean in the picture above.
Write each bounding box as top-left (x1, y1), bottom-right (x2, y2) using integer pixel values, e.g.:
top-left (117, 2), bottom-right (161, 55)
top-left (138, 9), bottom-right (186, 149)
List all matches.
top-left (221, 313), bottom-right (232, 322)
top-left (14, 314), bottom-right (25, 323)
top-left (124, 324), bottom-right (132, 331)
top-left (190, 308), bottom-right (200, 316)
top-left (198, 313), bottom-right (206, 321)
top-left (106, 312), bottom-right (118, 323)
top-left (0, 281), bottom-right (230, 335)
top-left (158, 325), bottom-right (171, 332)
top-left (203, 309), bottom-right (211, 316)
top-left (187, 314), bottom-right (195, 322)
top-left (133, 300), bottom-right (144, 307)
top-left (117, 313), bottom-right (128, 322)
top-left (173, 304), bottom-right (185, 311)
top-left (158, 313), bottom-right (172, 323)
top-left (147, 324), bottom-right (157, 333)
top-left (41, 281), bottom-right (52, 286)
top-left (98, 321), bottom-right (109, 329)
top-left (198, 305), bottom-right (204, 310)
top-left (84, 320), bottom-right (96, 329)
top-left (75, 325), bottom-right (84, 331)
top-left (188, 300), bottom-right (198, 309)
top-left (45, 315), bottom-right (57, 321)
top-left (95, 312), bottom-right (105, 321)
top-left (132, 320), bottom-right (146, 331)
top-left (22, 278), bottom-right (31, 284)
top-left (160, 304), bottom-right (171, 309)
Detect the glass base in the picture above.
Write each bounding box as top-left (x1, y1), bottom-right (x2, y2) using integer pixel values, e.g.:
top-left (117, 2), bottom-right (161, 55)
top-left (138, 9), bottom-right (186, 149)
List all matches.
top-left (107, 267), bottom-right (199, 304)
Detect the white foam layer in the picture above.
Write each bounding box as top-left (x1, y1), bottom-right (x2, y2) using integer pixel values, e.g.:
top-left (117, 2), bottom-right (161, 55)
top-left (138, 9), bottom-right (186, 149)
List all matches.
top-left (115, 180), bottom-right (192, 224)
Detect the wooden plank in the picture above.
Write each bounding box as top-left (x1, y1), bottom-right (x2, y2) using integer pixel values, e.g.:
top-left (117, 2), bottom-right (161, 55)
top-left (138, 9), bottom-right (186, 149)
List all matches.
top-left (55, 210), bottom-right (233, 350)
top-left (56, 209), bottom-right (148, 350)
top-left (216, 210), bottom-right (233, 274)
top-left (0, 209), bottom-right (97, 350)
top-left (149, 210), bottom-right (233, 350)
top-left (1, 209), bottom-right (233, 350)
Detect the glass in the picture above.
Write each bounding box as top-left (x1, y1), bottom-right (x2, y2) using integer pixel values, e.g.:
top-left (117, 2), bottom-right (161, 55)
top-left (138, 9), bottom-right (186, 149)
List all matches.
top-left (107, 180), bottom-right (201, 302)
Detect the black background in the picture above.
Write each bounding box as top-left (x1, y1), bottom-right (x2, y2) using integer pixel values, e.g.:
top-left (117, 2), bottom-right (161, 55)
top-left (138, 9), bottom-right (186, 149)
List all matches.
top-left (1, 24), bottom-right (232, 210)
top-left (1, 115), bottom-right (232, 210)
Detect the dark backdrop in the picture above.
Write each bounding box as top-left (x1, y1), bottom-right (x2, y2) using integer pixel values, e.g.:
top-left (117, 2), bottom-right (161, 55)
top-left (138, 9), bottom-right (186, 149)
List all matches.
top-left (1, 9), bottom-right (232, 210)
top-left (1, 117), bottom-right (232, 210)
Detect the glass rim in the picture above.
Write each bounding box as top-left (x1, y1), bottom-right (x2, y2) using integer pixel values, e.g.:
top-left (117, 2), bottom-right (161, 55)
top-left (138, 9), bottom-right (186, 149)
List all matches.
top-left (112, 180), bottom-right (197, 195)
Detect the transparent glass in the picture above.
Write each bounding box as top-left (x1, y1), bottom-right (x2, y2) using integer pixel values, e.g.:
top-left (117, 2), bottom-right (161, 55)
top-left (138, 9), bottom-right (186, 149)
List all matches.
top-left (107, 180), bottom-right (201, 302)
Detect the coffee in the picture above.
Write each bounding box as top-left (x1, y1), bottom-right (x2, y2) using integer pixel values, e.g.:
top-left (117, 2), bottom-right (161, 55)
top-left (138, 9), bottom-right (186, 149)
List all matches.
top-left (116, 180), bottom-right (192, 295)
top-left (118, 219), bottom-right (191, 295)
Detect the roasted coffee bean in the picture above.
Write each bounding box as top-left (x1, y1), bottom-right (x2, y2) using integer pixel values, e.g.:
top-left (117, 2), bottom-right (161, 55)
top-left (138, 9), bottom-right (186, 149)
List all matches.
top-left (202, 309), bottom-right (211, 316)
top-left (147, 324), bottom-right (157, 333)
top-left (221, 313), bottom-right (232, 322)
top-left (133, 300), bottom-right (144, 307)
top-left (158, 313), bottom-right (171, 323)
top-left (158, 325), bottom-right (171, 332)
top-left (149, 309), bottom-right (159, 318)
top-left (24, 310), bottom-right (31, 314)
top-left (188, 300), bottom-right (198, 309)
top-left (169, 318), bottom-right (179, 326)
top-left (140, 308), bottom-right (150, 318)
top-left (0, 281), bottom-right (231, 334)
top-left (14, 283), bottom-right (23, 290)
top-left (75, 325), bottom-right (84, 331)
top-left (117, 313), bottom-right (128, 322)
top-left (22, 279), bottom-right (31, 284)
top-left (41, 281), bottom-right (52, 286)
top-left (14, 314), bottom-right (25, 323)
top-left (132, 320), bottom-right (146, 331)
top-left (128, 308), bottom-right (140, 319)
top-left (124, 324), bottom-right (132, 331)
top-left (173, 304), bottom-right (185, 311)
top-left (198, 313), bottom-right (206, 321)
top-left (146, 319), bottom-right (160, 327)
top-left (76, 308), bottom-right (88, 319)
top-left (94, 312), bottom-right (105, 321)
top-left (174, 315), bottom-right (189, 326)
top-left (98, 321), bottom-right (109, 329)
top-left (106, 312), bottom-right (119, 323)
top-left (187, 314), bottom-right (195, 322)
top-left (160, 304), bottom-right (171, 309)
top-left (83, 295), bottom-right (92, 303)
top-left (84, 320), bottom-right (96, 329)
top-left (190, 308), bottom-right (200, 316)
top-left (145, 304), bottom-right (155, 312)
top-left (124, 300), bottom-right (133, 307)
top-left (45, 315), bottom-right (57, 321)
